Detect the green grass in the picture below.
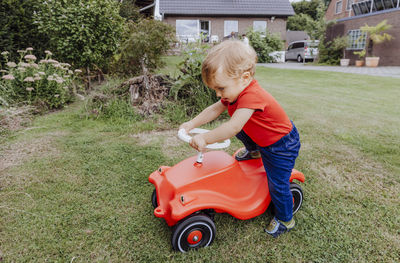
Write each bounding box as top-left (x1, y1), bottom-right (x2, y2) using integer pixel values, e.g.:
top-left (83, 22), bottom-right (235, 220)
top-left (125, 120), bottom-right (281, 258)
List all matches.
top-left (1, 63), bottom-right (399, 262)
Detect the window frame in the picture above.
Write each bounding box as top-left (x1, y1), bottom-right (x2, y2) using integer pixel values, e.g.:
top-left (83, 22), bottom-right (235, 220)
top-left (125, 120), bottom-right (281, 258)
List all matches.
top-left (336, 0), bottom-right (343, 14)
top-left (224, 20), bottom-right (238, 37)
top-left (346, 0), bottom-right (354, 10)
top-left (253, 20), bottom-right (267, 35)
top-left (175, 19), bottom-right (200, 42)
top-left (347, 29), bottom-right (367, 50)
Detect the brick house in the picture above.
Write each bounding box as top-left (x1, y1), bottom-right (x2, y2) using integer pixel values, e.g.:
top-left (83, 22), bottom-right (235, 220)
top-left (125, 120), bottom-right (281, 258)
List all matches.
top-left (325, 0), bottom-right (400, 65)
top-left (158, 0), bottom-right (294, 43)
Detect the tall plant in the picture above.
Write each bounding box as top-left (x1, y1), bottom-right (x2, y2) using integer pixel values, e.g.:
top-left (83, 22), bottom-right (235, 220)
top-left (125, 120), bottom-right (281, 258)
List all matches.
top-left (360, 20), bottom-right (393, 57)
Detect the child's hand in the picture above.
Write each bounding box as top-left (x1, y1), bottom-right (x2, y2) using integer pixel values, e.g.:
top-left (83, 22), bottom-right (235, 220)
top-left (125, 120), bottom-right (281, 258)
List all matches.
top-left (190, 134), bottom-right (207, 152)
top-left (179, 121), bottom-right (194, 133)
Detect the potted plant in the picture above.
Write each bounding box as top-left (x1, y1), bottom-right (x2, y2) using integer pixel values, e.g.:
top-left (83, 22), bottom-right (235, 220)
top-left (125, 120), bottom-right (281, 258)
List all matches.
top-left (353, 49), bottom-right (365, 67)
top-left (360, 20), bottom-right (393, 67)
top-left (332, 36), bottom-right (350, 66)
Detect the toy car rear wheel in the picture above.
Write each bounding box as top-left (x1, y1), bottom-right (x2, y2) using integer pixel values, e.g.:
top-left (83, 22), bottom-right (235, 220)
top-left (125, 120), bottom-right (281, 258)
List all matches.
top-left (171, 214), bottom-right (216, 252)
top-left (151, 189), bottom-right (158, 208)
top-left (290, 182), bottom-right (303, 214)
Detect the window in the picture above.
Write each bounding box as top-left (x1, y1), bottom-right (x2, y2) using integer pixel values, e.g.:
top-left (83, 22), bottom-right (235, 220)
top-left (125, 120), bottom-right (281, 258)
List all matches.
top-left (346, 0), bottom-right (354, 10)
top-left (253, 21), bottom-right (267, 35)
top-left (347, 30), bottom-right (367, 50)
top-left (335, 1), bottom-right (343, 14)
top-left (224, 20), bottom-right (238, 37)
top-left (176, 20), bottom-right (199, 42)
top-left (292, 42), bottom-right (304, 49)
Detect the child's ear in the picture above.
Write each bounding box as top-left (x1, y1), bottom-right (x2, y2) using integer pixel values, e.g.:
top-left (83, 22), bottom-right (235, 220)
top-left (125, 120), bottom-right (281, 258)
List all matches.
top-left (241, 71), bottom-right (251, 81)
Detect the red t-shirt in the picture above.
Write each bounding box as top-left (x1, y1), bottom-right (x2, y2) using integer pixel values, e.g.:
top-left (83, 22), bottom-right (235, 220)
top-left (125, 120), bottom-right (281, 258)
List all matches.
top-left (221, 79), bottom-right (292, 147)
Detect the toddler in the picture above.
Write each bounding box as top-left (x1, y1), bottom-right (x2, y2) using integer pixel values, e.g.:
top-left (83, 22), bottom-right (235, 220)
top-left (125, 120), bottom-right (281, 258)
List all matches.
top-left (179, 40), bottom-right (301, 237)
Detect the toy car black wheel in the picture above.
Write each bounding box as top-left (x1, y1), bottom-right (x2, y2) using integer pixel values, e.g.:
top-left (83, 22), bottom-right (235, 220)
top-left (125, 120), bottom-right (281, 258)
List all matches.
top-left (151, 189), bottom-right (158, 208)
top-left (290, 182), bottom-right (303, 214)
top-left (171, 214), bottom-right (216, 252)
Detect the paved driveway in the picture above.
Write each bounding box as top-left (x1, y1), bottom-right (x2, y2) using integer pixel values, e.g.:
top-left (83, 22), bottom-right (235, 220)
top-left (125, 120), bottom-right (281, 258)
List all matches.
top-left (258, 62), bottom-right (400, 78)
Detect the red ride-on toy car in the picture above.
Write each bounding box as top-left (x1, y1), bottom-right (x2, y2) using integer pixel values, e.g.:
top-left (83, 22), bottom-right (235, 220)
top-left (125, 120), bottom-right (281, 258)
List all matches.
top-left (149, 128), bottom-right (305, 252)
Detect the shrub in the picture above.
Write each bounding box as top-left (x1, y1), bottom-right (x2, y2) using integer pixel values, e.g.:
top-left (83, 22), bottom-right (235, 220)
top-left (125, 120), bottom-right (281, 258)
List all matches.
top-left (0, 48), bottom-right (79, 110)
top-left (169, 43), bottom-right (219, 118)
top-left (111, 19), bottom-right (176, 76)
top-left (247, 30), bottom-right (284, 63)
top-left (0, 0), bottom-right (49, 62)
top-left (34, 0), bottom-right (124, 71)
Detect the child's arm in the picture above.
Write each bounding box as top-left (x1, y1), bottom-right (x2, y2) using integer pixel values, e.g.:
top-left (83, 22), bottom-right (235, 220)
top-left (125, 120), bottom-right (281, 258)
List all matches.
top-left (190, 108), bottom-right (254, 151)
top-left (179, 101), bottom-right (227, 132)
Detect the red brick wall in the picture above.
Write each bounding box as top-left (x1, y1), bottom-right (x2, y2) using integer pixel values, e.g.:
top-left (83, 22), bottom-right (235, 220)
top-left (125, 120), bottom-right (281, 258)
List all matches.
top-left (325, 0), bottom-right (355, 21)
top-left (163, 16), bottom-right (287, 43)
top-left (327, 9), bottom-right (400, 66)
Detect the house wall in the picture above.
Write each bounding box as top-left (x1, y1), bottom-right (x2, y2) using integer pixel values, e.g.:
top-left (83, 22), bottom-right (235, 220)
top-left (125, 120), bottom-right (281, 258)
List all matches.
top-left (326, 9), bottom-right (400, 66)
top-left (325, 0), bottom-right (357, 21)
top-left (163, 16), bottom-right (287, 42)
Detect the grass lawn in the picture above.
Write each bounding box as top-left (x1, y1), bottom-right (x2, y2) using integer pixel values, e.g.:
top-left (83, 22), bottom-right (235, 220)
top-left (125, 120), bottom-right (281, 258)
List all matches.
top-left (1, 61), bottom-right (399, 262)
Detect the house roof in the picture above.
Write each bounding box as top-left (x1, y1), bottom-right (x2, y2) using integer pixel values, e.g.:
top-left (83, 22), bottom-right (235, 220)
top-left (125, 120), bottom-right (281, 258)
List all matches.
top-left (159, 0), bottom-right (295, 17)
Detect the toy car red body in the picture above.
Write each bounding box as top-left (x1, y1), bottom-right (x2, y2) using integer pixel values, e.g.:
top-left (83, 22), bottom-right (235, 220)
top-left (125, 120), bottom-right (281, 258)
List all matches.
top-left (149, 130), bottom-right (305, 252)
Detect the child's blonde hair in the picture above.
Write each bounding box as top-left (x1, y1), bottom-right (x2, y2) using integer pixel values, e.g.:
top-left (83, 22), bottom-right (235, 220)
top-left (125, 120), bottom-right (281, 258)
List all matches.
top-left (202, 40), bottom-right (257, 87)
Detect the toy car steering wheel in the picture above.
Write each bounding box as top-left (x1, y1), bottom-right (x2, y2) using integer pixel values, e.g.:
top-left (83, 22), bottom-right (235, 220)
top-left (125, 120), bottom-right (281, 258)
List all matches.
top-left (178, 128), bottom-right (230, 149)
top-left (178, 128), bottom-right (231, 164)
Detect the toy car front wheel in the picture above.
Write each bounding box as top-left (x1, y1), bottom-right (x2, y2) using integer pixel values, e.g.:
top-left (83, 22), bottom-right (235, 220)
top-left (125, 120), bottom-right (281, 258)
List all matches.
top-left (290, 182), bottom-right (303, 214)
top-left (151, 189), bottom-right (158, 208)
top-left (171, 214), bottom-right (216, 252)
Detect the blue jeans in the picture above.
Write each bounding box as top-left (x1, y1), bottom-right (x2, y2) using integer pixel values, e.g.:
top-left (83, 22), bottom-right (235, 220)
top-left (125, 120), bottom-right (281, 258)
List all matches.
top-left (236, 122), bottom-right (301, 222)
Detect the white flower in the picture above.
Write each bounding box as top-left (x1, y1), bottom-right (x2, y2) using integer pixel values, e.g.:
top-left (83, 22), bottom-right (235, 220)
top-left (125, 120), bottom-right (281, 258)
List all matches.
top-left (18, 67), bottom-right (26, 72)
top-left (1, 51), bottom-right (9, 55)
top-left (39, 59), bottom-right (48, 64)
top-left (47, 59), bottom-right (58, 64)
top-left (24, 54), bottom-right (37, 61)
top-left (56, 77), bottom-right (65, 83)
top-left (21, 62), bottom-right (30, 67)
top-left (45, 50), bottom-right (53, 55)
top-left (24, 77), bottom-right (35, 82)
top-left (38, 71), bottom-right (46, 75)
top-left (6, 62), bottom-right (17, 68)
top-left (0, 70), bottom-right (7, 73)
top-left (74, 69), bottom-right (82, 73)
top-left (17, 50), bottom-right (26, 53)
top-left (2, 74), bottom-right (15, 80)
top-left (63, 86), bottom-right (69, 90)
top-left (26, 87), bottom-right (34, 92)
top-left (26, 47), bottom-right (34, 51)
top-left (47, 76), bottom-right (55, 81)
top-left (29, 63), bottom-right (39, 69)
top-left (34, 76), bottom-right (42, 81)
top-left (54, 94), bottom-right (60, 98)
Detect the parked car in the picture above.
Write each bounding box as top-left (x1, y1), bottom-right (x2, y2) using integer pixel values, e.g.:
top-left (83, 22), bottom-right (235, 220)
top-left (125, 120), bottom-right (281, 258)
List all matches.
top-left (285, 40), bottom-right (319, 62)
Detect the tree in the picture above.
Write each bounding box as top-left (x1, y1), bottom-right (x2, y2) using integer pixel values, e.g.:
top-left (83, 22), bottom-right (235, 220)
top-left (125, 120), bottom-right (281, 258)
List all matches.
top-left (287, 14), bottom-right (316, 32)
top-left (291, 0), bottom-right (322, 20)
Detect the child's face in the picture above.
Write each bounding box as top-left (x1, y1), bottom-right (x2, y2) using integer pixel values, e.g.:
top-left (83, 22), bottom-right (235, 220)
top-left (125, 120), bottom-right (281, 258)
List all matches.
top-left (210, 68), bottom-right (251, 103)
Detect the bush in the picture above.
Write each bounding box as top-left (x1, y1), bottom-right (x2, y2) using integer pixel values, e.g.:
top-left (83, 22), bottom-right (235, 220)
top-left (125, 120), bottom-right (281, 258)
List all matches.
top-left (84, 78), bottom-right (143, 121)
top-left (247, 30), bottom-right (284, 63)
top-left (169, 44), bottom-right (219, 118)
top-left (34, 0), bottom-right (124, 71)
top-left (111, 19), bottom-right (176, 76)
top-left (0, 0), bottom-right (49, 62)
top-left (0, 48), bottom-right (79, 110)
